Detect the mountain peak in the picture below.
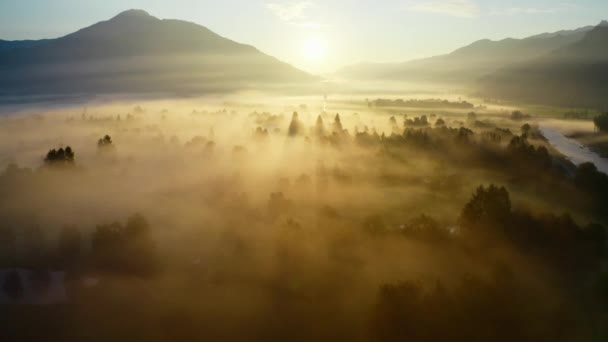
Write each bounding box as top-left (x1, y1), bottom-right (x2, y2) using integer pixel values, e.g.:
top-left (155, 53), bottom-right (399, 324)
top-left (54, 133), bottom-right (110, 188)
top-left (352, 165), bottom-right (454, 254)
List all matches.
top-left (112, 9), bottom-right (154, 20)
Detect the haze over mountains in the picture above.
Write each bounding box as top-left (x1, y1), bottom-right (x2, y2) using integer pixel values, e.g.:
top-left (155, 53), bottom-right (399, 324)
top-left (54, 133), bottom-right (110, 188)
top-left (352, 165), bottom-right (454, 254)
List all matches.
top-left (338, 23), bottom-right (597, 83)
top-left (1, 9), bottom-right (607, 108)
top-left (338, 21), bottom-right (608, 107)
top-left (0, 9), bottom-right (315, 99)
top-left (480, 23), bottom-right (608, 107)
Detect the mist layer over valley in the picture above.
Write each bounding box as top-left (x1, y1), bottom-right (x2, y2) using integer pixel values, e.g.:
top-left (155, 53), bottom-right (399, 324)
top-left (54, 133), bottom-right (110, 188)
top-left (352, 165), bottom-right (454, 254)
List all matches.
top-left (2, 6), bottom-right (608, 342)
top-left (0, 94), bottom-right (607, 341)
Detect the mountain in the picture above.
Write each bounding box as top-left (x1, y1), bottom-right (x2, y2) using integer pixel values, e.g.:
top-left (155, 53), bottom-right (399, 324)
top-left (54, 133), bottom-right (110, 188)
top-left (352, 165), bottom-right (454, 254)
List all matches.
top-left (0, 39), bottom-right (50, 51)
top-left (0, 9), bottom-right (315, 98)
top-left (525, 25), bottom-right (595, 40)
top-left (337, 25), bottom-right (594, 84)
top-left (480, 24), bottom-right (608, 107)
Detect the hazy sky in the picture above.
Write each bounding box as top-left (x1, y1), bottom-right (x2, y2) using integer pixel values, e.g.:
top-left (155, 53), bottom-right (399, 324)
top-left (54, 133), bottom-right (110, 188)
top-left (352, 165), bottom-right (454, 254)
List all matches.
top-left (1, 0), bottom-right (607, 73)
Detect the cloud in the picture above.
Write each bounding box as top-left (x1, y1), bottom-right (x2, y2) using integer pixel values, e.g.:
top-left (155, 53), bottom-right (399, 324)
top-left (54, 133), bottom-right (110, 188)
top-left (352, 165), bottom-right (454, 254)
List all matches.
top-left (266, 1), bottom-right (314, 22)
top-left (294, 21), bottom-right (328, 29)
top-left (265, 1), bottom-right (328, 30)
top-left (406, 0), bottom-right (480, 18)
top-left (490, 4), bottom-right (577, 16)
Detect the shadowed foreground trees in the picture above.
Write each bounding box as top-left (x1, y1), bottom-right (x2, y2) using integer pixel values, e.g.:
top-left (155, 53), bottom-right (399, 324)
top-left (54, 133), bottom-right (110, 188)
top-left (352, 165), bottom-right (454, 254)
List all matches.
top-left (58, 225), bottom-right (82, 269)
top-left (460, 185), bottom-right (511, 231)
top-left (0, 227), bottom-right (16, 266)
top-left (459, 185), bottom-right (606, 277)
top-left (369, 184), bottom-right (606, 341)
top-left (372, 270), bottom-right (581, 342)
top-left (92, 214), bottom-right (158, 275)
top-left (3, 270), bottom-right (24, 299)
top-left (0, 215), bottom-right (156, 277)
top-left (0, 183), bottom-right (605, 341)
top-left (594, 112), bottom-right (608, 132)
top-left (575, 162), bottom-right (608, 219)
top-left (29, 269), bottom-right (52, 295)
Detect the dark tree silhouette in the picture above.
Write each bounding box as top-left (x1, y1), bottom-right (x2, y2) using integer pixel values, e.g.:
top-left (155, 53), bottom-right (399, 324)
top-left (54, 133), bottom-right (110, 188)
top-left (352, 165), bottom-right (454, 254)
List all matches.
top-left (97, 134), bottom-right (113, 148)
top-left (401, 215), bottom-right (448, 242)
top-left (389, 116), bottom-right (397, 126)
top-left (253, 127), bottom-right (269, 140)
top-left (466, 112), bottom-right (477, 124)
top-left (507, 136), bottom-right (551, 168)
top-left (65, 147), bottom-right (74, 160)
top-left (45, 146), bottom-right (75, 165)
top-left (288, 112), bottom-right (301, 137)
top-left (460, 185), bottom-right (511, 230)
top-left (0, 227), bottom-right (16, 266)
top-left (455, 127), bottom-right (473, 143)
top-left (3, 270), bottom-right (23, 299)
top-left (92, 214), bottom-right (157, 275)
top-left (23, 226), bottom-right (47, 267)
top-left (268, 192), bottom-right (292, 218)
top-left (125, 214), bottom-right (150, 239)
top-left (363, 214), bottom-right (387, 236)
top-left (372, 269), bottom-right (580, 342)
top-left (405, 116), bottom-right (429, 127)
top-left (510, 110), bottom-right (531, 121)
top-left (333, 113), bottom-right (343, 133)
top-left (58, 225), bottom-right (82, 266)
top-left (594, 113), bottom-right (608, 132)
top-left (29, 269), bottom-right (52, 295)
top-left (315, 115), bottom-right (325, 136)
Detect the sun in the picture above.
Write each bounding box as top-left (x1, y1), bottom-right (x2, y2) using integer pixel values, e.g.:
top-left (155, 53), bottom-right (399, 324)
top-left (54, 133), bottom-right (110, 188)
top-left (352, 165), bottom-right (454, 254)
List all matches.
top-left (302, 36), bottom-right (328, 61)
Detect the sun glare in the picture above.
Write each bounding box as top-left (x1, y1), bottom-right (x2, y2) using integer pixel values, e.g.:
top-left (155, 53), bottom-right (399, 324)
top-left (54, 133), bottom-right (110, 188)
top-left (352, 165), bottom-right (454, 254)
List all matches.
top-left (302, 36), bottom-right (327, 60)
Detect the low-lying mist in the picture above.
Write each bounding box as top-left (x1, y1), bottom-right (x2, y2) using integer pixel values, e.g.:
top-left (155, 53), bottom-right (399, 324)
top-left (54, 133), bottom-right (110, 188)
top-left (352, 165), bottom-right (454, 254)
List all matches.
top-left (1, 96), bottom-right (607, 341)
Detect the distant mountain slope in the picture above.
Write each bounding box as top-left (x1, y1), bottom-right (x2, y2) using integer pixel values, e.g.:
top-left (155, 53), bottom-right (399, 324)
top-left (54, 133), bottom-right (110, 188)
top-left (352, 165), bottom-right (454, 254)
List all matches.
top-left (0, 9), bottom-right (315, 97)
top-left (480, 24), bottom-right (608, 107)
top-left (337, 25), bottom-right (594, 84)
top-left (0, 39), bottom-right (50, 51)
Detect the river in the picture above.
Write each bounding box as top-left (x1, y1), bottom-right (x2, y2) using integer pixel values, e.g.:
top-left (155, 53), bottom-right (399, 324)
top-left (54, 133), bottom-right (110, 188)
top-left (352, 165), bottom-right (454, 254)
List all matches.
top-left (539, 120), bottom-right (608, 174)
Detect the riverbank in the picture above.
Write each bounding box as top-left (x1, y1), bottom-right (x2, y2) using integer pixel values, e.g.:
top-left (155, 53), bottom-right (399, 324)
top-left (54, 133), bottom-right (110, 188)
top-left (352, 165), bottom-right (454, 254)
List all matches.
top-left (567, 131), bottom-right (608, 158)
top-left (539, 120), bottom-right (608, 174)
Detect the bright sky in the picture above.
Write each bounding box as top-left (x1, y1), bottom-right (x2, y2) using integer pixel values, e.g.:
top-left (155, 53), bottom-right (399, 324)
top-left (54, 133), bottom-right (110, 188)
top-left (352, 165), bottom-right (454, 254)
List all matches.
top-left (1, 0), bottom-right (607, 73)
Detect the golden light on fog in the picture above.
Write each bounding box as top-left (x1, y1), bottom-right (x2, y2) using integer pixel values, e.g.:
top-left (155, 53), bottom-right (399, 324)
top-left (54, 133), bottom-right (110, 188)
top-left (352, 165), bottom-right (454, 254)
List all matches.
top-left (302, 36), bottom-right (328, 61)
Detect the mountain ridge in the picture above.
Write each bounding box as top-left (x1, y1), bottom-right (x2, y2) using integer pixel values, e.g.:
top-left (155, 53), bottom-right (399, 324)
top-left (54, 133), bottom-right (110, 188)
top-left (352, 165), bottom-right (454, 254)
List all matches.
top-left (0, 9), bottom-right (316, 98)
top-left (0, 39), bottom-right (51, 51)
top-left (336, 23), bottom-right (600, 83)
top-left (479, 24), bottom-right (608, 107)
